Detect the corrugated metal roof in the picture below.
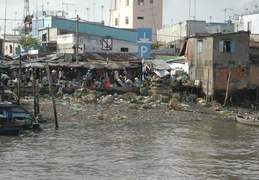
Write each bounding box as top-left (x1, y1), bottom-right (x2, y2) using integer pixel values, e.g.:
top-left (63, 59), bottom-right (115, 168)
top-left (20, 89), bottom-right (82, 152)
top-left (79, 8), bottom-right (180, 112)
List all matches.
top-left (50, 17), bottom-right (137, 42)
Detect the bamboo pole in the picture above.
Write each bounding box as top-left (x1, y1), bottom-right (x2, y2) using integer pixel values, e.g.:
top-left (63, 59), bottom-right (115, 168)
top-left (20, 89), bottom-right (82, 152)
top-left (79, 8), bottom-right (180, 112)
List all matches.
top-left (46, 62), bottom-right (59, 129)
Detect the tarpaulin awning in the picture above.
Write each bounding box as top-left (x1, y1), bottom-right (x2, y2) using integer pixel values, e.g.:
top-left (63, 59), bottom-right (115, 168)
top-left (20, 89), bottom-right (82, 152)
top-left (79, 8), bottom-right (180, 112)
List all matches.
top-left (47, 62), bottom-right (62, 67)
top-left (154, 70), bottom-right (170, 77)
top-left (90, 63), bottom-right (106, 70)
top-left (105, 63), bottom-right (125, 70)
top-left (26, 62), bottom-right (45, 69)
top-left (0, 63), bottom-right (10, 68)
top-left (63, 62), bottom-right (84, 68)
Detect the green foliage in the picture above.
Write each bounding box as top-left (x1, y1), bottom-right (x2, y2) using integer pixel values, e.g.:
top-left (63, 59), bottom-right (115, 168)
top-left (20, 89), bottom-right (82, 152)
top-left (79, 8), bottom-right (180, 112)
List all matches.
top-left (18, 35), bottom-right (38, 49)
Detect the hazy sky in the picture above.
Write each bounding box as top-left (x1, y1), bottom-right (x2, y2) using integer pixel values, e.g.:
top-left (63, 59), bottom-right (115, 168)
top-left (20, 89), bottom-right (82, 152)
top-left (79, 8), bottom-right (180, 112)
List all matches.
top-left (0, 0), bottom-right (259, 35)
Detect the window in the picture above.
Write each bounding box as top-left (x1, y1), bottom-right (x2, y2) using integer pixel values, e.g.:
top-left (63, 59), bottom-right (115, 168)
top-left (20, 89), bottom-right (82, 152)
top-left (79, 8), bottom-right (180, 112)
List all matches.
top-left (137, 17), bottom-right (144, 20)
top-left (121, 47), bottom-right (129, 52)
top-left (198, 41), bottom-right (203, 53)
top-left (219, 40), bottom-right (236, 52)
top-left (42, 33), bottom-right (47, 41)
top-left (126, 0), bottom-right (129, 6)
top-left (138, 0), bottom-right (144, 5)
top-left (150, 0), bottom-right (153, 3)
top-left (125, 16), bottom-right (129, 24)
top-left (115, 18), bottom-right (118, 26)
top-left (15, 46), bottom-right (21, 54)
top-left (9, 45), bottom-right (12, 53)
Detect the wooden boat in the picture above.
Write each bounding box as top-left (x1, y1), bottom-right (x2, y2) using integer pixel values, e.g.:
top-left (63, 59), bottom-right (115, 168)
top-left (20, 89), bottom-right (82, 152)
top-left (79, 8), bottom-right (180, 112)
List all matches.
top-left (0, 103), bottom-right (40, 135)
top-left (235, 114), bottom-right (259, 126)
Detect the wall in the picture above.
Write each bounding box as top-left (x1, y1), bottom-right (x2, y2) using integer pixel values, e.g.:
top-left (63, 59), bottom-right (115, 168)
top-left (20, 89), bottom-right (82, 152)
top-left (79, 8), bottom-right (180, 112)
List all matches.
top-left (57, 33), bottom-right (138, 54)
top-left (188, 32), bottom-right (250, 94)
top-left (249, 65), bottom-right (259, 88)
top-left (188, 35), bottom-right (214, 94)
top-left (109, 0), bottom-right (163, 43)
top-left (3, 41), bottom-right (21, 56)
top-left (157, 20), bottom-right (206, 43)
top-left (237, 13), bottom-right (259, 34)
top-left (213, 32), bottom-right (250, 90)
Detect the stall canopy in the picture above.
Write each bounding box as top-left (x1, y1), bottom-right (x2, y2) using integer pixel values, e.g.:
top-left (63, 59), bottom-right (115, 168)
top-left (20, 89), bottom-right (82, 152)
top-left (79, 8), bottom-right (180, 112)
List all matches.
top-left (26, 62), bottom-right (45, 69)
top-left (154, 70), bottom-right (170, 77)
top-left (145, 59), bottom-right (171, 77)
top-left (89, 63), bottom-right (106, 70)
top-left (145, 60), bottom-right (171, 70)
top-left (105, 63), bottom-right (125, 70)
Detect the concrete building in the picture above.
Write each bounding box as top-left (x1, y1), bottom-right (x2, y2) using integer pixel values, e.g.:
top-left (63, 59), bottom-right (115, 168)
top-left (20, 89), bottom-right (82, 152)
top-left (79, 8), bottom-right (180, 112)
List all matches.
top-left (157, 20), bottom-right (206, 43)
top-left (157, 20), bottom-right (206, 53)
top-left (109, 0), bottom-right (163, 43)
top-left (235, 12), bottom-right (259, 34)
top-left (206, 21), bottom-right (234, 34)
top-left (2, 35), bottom-right (21, 57)
top-left (187, 31), bottom-right (250, 103)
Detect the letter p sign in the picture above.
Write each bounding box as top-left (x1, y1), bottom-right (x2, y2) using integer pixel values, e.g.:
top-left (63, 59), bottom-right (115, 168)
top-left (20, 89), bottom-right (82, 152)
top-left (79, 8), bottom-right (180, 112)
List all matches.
top-left (138, 43), bottom-right (150, 58)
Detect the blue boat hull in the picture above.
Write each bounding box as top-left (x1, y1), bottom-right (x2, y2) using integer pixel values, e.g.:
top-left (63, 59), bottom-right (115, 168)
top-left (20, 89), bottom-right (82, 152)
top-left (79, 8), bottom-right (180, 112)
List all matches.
top-left (0, 127), bottom-right (23, 136)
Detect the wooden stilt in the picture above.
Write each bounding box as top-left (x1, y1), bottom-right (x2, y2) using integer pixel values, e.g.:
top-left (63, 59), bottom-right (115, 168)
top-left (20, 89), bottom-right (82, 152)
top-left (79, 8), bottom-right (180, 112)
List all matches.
top-left (46, 62), bottom-right (59, 129)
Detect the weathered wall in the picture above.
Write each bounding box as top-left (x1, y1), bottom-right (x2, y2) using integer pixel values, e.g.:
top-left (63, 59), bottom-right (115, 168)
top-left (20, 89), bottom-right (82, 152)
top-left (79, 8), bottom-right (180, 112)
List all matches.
top-left (249, 65), bottom-right (259, 88)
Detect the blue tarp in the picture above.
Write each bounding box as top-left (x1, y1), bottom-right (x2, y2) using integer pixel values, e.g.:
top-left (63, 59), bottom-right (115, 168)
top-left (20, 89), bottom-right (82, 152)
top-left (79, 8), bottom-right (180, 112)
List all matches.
top-left (11, 52), bottom-right (28, 60)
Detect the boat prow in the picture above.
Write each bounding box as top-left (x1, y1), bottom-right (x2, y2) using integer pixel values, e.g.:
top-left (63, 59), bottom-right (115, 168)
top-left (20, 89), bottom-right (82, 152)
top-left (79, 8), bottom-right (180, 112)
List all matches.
top-left (236, 114), bottom-right (259, 126)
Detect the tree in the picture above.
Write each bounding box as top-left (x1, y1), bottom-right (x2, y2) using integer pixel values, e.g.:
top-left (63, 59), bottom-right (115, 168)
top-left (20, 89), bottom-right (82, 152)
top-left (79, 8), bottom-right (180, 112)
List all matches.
top-left (18, 35), bottom-right (38, 49)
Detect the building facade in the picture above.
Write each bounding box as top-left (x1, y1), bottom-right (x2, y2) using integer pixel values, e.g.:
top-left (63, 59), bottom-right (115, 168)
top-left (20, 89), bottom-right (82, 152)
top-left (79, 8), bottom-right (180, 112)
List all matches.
top-left (109, 0), bottom-right (163, 43)
top-left (187, 31), bottom-right (250, 102)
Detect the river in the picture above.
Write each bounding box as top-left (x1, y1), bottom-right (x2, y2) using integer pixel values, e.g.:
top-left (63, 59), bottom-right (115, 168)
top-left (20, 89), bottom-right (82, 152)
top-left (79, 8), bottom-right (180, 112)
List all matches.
top-left (0, 118), bottom-right (259, 180)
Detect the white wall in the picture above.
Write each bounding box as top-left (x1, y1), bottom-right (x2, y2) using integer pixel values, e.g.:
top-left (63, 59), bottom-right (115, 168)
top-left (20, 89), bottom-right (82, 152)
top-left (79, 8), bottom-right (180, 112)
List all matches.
top-left (238, 13), bottom-right (259, 34)
top-left (57, 34), bottom-right (138, 54)
top-left (109, 0), bottom-right (163, 43)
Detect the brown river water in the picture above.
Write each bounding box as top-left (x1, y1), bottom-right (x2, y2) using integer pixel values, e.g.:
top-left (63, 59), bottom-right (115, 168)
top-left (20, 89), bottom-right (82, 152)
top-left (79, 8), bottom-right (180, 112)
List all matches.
top-left (0, 117), bottom-right (259, 180)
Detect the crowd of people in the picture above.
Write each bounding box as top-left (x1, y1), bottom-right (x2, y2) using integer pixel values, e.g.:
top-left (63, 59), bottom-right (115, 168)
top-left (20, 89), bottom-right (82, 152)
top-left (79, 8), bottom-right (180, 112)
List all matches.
top-left (0, 66), bottom-right (190, 90)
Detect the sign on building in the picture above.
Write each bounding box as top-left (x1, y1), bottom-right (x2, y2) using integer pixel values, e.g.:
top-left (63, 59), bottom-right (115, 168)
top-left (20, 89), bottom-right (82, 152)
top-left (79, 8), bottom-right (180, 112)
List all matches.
top-left (102, 38), bottom-right (113, 50)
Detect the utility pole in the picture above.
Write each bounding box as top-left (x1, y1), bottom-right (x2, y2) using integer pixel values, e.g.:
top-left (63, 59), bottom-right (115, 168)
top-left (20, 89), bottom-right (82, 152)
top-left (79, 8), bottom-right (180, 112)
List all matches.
top-left (3, 0), bottom-right (7, 42)
top-left (92, 3), bottom-right (95, 21)
top-left (76, 15), bottom-right (79, 64)
top-left (101, 5), bottom-right (104, 22)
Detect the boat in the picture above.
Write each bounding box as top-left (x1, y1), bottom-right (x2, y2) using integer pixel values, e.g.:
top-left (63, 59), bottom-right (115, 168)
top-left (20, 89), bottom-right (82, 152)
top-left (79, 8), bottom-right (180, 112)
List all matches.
top-left (0, 103), bottom-right (40, 135)
top-left (235, 114), bottom-right (259, 126)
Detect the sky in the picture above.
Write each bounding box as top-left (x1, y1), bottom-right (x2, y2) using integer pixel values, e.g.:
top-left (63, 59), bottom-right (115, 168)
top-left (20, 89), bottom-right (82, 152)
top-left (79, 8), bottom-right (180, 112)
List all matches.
top-left (0, 0), bottom-right (259, 35)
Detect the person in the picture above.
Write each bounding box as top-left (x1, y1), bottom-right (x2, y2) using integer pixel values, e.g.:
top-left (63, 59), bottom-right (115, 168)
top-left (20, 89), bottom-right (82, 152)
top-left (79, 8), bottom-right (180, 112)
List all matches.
top-left (68, 68), bottom-right (75, 81)
top-left (86, 70), bottom-right (93, 87)
top-left (51, 70), bottom-right (58, 83)
top-left (1, 72), bottom-right (9, 86)
top-left (58, 68), bottom-right (64, 81)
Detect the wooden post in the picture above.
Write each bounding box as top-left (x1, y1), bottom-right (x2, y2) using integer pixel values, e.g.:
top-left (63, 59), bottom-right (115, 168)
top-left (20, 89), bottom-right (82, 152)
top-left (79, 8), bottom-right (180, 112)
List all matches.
top-left (32, 68), bottom-right (37, 117)
top-left (17, 54), bottom-right (22, 105)
top-left (206, 68), bottom-right (209, 103)
top-left (223, 68), bottom-right (231, 106)
top-left (46, 62), bottom-right (59, 129)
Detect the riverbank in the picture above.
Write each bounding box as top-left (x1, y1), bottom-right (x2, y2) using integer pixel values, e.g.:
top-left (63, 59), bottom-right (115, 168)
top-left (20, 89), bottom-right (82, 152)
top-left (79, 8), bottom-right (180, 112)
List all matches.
top-left (21, 94), bottom-right (237, 123)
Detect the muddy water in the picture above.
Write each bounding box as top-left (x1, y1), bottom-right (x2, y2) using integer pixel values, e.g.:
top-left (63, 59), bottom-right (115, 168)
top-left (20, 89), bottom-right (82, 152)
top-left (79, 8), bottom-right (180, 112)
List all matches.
top-left (0, 118), bottom-right (259, 180)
